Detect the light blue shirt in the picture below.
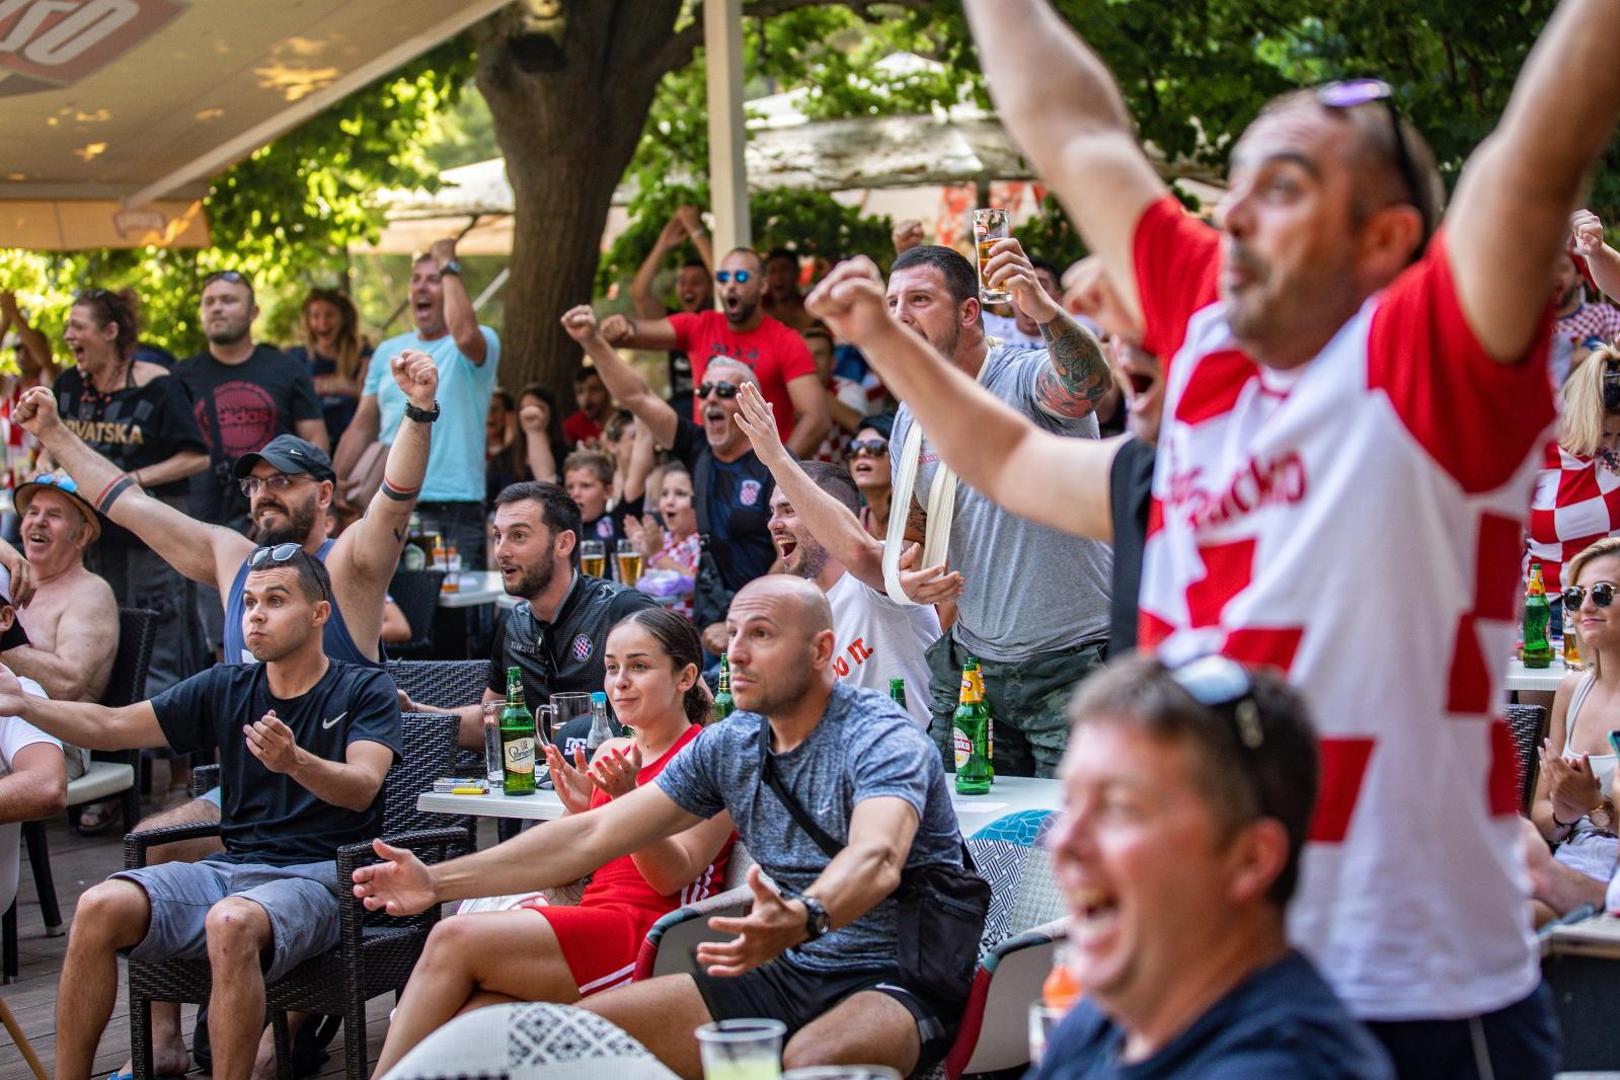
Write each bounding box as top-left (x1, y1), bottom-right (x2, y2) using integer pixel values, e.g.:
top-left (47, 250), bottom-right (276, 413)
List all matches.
top-left (367, 327), bottom-right (499, 502)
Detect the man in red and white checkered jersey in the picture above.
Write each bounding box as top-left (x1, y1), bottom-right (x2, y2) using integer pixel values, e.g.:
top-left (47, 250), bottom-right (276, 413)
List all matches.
top-left (966, 0), bottom-right (1620, 1075)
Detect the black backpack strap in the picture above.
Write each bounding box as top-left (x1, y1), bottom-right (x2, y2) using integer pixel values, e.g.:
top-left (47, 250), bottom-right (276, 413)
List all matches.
top-left (757, 721), bottom-right (844, 860)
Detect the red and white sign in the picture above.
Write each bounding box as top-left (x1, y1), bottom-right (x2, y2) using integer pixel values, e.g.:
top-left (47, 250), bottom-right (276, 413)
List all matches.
top-left (0, 0), bottom-right (183, 95)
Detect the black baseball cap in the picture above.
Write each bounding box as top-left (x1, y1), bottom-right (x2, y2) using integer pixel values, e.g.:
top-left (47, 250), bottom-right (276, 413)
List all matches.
top-left (233, 435), bottom-right (335, 483)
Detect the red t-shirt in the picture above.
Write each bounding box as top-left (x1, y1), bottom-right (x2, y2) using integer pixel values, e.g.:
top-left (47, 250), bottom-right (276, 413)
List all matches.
top-left (563, 410), bottom-right (603, 446)
top-left (668, 310), bottom-right (815, 442)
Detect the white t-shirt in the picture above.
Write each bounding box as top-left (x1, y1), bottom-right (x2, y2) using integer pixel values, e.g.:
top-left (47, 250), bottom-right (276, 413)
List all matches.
top-left (0, 679), bottom-right (57, 913)
top-left (1134, 196), bottom-right (1554, 1021)
top-left (824, 571), bottom-right (940, 727)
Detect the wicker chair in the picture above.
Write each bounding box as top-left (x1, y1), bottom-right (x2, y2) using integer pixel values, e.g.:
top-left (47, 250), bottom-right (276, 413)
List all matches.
top-left (386, 660), bottom-right (490, 779)
top-left (386, 571), bottom-right (447, 659)
top-left (1506, 703), bottom-right (1549, 814)
top-left (125, 712), bottom-right (472, 1080)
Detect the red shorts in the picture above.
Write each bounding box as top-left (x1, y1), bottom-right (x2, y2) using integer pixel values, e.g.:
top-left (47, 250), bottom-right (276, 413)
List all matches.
top-left (524, 902), bottom-right (655, 997)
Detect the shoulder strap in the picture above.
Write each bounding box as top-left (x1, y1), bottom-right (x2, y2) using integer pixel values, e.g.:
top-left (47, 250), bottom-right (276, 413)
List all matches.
top-left (757, 722), bottom-right (844, 860)
top-left (199, 381), bottom-right (227, 468)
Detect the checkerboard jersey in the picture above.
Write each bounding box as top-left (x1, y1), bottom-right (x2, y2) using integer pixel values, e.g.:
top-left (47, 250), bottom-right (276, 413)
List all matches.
top-left (1526, 441), bottom-right (1620, 591)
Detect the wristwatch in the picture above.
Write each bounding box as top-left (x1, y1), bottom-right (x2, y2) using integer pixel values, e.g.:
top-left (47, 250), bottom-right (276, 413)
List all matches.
top-left (1593, 798), bottom-right (1616, 833)
top-left (796, 894), bottom-right (831, 941)
top-left (404, 400), bottom-right (441, 424)
top-left (438, 259), bottom-right (463, 277)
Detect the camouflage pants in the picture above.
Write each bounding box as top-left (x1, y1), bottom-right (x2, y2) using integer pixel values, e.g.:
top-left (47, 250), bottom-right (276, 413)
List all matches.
top-left (924, 633), bottom-right (1108, 779)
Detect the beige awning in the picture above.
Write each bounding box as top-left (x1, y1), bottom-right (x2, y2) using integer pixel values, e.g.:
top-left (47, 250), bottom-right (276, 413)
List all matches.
top-left (0, 0), bottom-right (508, 250)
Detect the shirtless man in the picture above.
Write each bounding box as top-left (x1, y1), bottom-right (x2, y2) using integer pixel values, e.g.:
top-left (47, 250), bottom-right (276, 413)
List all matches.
top-left (0, 474), bottom-right (119, 781)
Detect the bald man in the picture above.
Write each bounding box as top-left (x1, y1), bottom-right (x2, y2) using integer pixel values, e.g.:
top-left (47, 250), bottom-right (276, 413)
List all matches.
top-left (355, 577), bottom-right (972, 1079)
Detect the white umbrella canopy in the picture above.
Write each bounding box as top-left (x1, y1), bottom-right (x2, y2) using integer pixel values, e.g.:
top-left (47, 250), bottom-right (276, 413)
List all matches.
top-left (0, 0), bottom-right (508, 250)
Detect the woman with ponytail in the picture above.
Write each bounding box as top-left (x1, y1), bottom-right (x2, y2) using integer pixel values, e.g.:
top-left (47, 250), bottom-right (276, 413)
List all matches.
top-left (373, 608), bottom-right (734, 1075)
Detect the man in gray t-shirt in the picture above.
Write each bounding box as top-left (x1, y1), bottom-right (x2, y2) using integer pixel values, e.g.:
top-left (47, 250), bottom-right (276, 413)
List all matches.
top-left (353, 575), bottom-right (970, 1078)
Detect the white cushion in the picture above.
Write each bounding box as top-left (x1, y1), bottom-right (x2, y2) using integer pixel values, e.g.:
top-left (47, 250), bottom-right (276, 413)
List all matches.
top-left (66, 761), bottom-right (133, 806)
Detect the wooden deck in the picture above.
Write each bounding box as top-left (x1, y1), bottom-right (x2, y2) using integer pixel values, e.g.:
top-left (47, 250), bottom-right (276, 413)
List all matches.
top-left (0, 804), bottom-right (497, 1080)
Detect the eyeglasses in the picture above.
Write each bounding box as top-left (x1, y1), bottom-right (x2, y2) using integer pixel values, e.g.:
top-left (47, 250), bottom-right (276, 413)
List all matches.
top-left (1169, 653), bottom-right (1265, 751)
top-left (715, 270), bottom-right (752, 285)
top-left (1316, 79), bottom-right (1430, 249)
top-left (248, 543), bottom-right (328, 602)
top-left (696, 381), bottom-right (741, 400)
top-left (1564, 582), bottom-right (1617, 610)
top-left (848, 438), bottom-right (889, 458)
top-left (239, 474), bottom-right (308, 497)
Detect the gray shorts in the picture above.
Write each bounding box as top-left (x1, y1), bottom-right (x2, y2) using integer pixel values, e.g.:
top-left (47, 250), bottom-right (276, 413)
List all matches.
top-left (113, 856), bottom-right (342, 982)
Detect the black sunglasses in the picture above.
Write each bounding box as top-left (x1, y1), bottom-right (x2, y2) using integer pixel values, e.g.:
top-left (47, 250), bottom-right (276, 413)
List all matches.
top-left (1316, 79), bottom-right (1430, 250)
top-left (248, 543), bottom-right (328, 602)
top-left (1565, 582), bottom-right (1617, 610)
top-left (1169, 653), bottom-right (1265, 751)
top-left (848, 438), bottom-right (889, 458)
top-left (696, 381), bottom-right (741, 399)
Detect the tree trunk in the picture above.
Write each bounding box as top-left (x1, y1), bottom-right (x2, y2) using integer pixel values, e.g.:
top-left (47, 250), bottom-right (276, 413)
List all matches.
top-left (473, 1), bottom-right (683, 407)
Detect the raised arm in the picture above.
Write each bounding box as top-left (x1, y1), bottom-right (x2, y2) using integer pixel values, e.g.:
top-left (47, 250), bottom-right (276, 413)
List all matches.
top-left (562, 307), bottom-right (679, 448)
top-left (963, 0), bottom-right (1167, 327)
top-left (2, 293), bottom-right (58, 383)
top-left (518, 400), bottom-right (559, 483)
top-left (332, 352), bottom-right (437, 584)
top-left (14, 387), bottom-right (252, 589)
top-left (808, 258), bottom-right (1122, 540)
top-left (333, 393), bottom-right (381, 482)
top-left (622, 421), bottom-right (656, 504)
top-left (0, 665), bottom-right (166, 751)
top-left (674, 205), bottom-right (715, 274)
top-left (631, 214), bottom-right (688, 319)
top-left (1572, 209), bottom-right (1620, 303)
top-left (1447, 0), bottom-right (1620, 362)
top-left (598, 312), bottom-right (679, 353)
top-left (430, 238), bottom-right (488, 366)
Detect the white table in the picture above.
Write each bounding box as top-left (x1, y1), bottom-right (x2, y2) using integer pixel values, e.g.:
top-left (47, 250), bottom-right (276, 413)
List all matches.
top-left (437, 570), bottom-right (506, 609)
top-left (1505, 657), bottom-right (1571, 693)
top-left (418, 774), bottom-right (1062, 831)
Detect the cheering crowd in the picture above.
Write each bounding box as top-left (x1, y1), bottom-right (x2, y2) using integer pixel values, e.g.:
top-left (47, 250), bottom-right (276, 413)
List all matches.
top-left (8, 0), bottom-right (1620, 1076)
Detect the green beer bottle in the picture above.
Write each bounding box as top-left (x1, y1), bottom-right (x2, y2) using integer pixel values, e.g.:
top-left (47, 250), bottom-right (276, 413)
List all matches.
top-left (711, 654), bottom-right (735, 724)
top-left (500, 666), bottom-right (537, 795)
top-left (1524, 562), bottom-right (1553, 670)
top-left (954, 659), bottom-right (991, 796)
top-left (964, 656), bottom-right (995, 783)
top-left (889, 677), bottom-right (907, 712)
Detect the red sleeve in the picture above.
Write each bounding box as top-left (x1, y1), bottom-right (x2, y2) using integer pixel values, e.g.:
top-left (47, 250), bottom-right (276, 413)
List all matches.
top-left (1366, 228), bottom-right (1556, 494)
top-left (774, 324), bottom-right (817, 382)
top-left (666, 311), bottom-right (699, 352)
top-left (1132, 195), bottom-right (1222, 370)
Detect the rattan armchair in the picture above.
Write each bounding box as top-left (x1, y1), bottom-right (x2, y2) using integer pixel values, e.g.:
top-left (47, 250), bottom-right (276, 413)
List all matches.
top-left (125, 711), bottom-right (472, 1080)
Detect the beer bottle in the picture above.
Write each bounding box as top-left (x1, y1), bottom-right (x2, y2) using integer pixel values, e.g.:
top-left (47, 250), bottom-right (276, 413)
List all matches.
top-left (500, 666), bottom-right (537, 796)
top-left (889, 677), bottom-right (907, 712)
top-left (966, 656), bottom-right (995, 783)
top-left (1524, 563), bottom-right (1554, 670)
top-left (711, 654), bottom-right (735, 724)
top-left (954, 658), bottom-right (991, 796)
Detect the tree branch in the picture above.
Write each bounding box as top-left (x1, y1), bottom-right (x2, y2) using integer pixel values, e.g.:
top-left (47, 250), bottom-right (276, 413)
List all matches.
top-left (644, 0), bottom-right (935, 80)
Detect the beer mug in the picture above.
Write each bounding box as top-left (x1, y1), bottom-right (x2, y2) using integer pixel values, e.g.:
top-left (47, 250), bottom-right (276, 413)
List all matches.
top-left (580, 539), bottom-right (607, 578)
top-left (537, 692), bottom-right (594, 756)
top-left (616, 538), bottom-right (645, 588)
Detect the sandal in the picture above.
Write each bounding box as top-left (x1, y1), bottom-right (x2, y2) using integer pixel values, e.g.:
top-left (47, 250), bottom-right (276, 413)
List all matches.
top-left (76, 799), bottom-right (118, 835)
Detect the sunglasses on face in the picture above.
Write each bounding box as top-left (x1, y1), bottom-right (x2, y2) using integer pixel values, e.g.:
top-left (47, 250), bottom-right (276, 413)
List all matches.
top-left (715, 270), bottom-right (752, 285)
top-left (1565, 582), bottom-right (1617, 610)
top-left (248, 543), bottom-right (328, 601)
top-left (696, 381), bottom-right (741, 400)
top-left (239, 474), bottom-right (308, 497)
top-left (1169, 653), bottom-right (1266, 751)
top-left (1315, 79), bottom-right (1430, 250)
top-left (848, 439), bottom-right (889, 458)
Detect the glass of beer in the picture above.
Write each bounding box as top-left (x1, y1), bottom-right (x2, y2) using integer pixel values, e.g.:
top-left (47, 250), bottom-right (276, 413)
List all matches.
top-left (580, 539), bottom-right (607, 578)
top-left (696, 1019), bottom-right (786, 1080)
top-left (973, 207), bottom-right (1011, 305)
top-left (616, 538), bottom-right (645, 588)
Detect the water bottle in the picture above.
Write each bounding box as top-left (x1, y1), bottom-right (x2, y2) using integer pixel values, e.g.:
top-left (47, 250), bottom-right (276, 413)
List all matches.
top-left (587, 690), bottom-right (615, 753)
top-left (482, 702), bottom-right (503, 788)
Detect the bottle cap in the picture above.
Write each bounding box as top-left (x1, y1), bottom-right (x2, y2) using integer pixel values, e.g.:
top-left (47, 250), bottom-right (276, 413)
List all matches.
top-left (591, 691), bottom-right (607, 702)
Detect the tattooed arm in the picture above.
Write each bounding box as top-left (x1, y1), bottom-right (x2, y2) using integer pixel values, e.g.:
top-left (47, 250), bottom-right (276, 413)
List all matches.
top-left (1034, 312), bottom-right (1113, 420)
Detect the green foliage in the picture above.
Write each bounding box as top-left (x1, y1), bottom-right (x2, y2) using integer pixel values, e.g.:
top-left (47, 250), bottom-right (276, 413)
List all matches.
top-left (1016, 194), bottom-right (1088, 272)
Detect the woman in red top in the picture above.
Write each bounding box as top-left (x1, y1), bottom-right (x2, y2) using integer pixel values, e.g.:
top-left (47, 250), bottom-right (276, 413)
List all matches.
top-left (373, 609), bottom-right (735, 1076)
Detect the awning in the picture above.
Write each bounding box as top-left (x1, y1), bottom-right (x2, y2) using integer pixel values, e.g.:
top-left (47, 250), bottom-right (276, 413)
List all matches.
top-left (0, 0), bottom-right (508, 249)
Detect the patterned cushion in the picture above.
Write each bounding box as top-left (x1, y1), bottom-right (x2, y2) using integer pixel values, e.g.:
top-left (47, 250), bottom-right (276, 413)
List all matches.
top-left (971, 808), bottom-right (1053, 847)
top-left (968, 810), bottom-right (1057, 952)
top-left (384, 1001), bottom-right (679, 1080)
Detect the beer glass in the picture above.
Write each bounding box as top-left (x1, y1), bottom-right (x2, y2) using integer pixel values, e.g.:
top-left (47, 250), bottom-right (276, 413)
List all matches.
top-left (536, 692), bottom-right (594, 753)
top-left (580, 539), bottom-right (607, 578)
top-left (696, 1019), bottom-right (786, 1080)
top-left (973, 207), bottom-right (1011, 304)
top-left (616, 538), bottom-right (645, 588)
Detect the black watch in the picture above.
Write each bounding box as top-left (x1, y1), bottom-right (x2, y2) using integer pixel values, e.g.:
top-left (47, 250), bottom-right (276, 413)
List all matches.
top-left (797, 894), bottom-right (830, 941)
top-left (404, 400), bottom-right (440, 424)
top-left (438, 259), bottom-right (462, 277)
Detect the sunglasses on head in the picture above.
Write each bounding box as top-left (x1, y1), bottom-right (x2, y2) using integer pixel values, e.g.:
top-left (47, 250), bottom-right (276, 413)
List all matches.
top-left (1315, 79), bottom-right (1430, 250)
top-left (848, 438), bottom-right (889, 458)
top-left (1169, 653), bottom-right (1265, 751)
top-left (1565, 582), bottom-right (1617, 610)
top-left (696, 381), bottom-right (741, 399)
top-left (715, 270), bottom-right (752, 285)
top-left (248, 543), bottom-right (328, 601)
top-left (202, 269), bottom-right (248, 287)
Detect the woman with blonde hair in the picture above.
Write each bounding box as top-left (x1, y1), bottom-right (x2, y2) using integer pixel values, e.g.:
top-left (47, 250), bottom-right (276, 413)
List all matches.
top-left (288, 288), bottom-right (370, 445)
top-left (1532, 536), bottom-right (1620, 892)
top-left (1527, 344), bottom-right (1620, 637)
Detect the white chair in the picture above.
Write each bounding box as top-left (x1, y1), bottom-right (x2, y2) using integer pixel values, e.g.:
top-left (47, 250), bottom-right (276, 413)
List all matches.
top-left (382, 1001), bottom-right (679, 1080)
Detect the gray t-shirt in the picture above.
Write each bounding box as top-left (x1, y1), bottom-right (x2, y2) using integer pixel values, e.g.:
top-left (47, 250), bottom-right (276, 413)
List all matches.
top-left (892, 342), bottom-right (1113, 660)
top-left (655, 681), bottom-right (962, 972)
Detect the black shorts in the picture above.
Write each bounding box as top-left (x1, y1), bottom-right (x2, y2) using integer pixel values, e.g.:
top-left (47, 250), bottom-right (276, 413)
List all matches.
top-left (692, 954), bottom-right (953, 1070)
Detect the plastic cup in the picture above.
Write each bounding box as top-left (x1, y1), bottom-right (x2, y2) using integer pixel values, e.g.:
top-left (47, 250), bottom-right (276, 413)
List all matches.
top-left (696, 1018), bottom-right (786, 1080)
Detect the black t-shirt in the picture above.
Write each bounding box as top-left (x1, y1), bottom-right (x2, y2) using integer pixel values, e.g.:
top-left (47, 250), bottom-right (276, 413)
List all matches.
top-left (671, 416), bottom-right (777, 615)
top-left (488, 572), bottom-right (656, 715)
top-left (1108, 436), bottom-right (1155, 655)
top-left (1031, 951), bottom-right (1393, 1079)
top-left (174, 344), bottom-right (322, 526)
top-left (149, 660), bottom-right (402, 866)
top-left (577, 495), bottom-right (645, 553)
top-left (54, 366), bottom-right (207, 549)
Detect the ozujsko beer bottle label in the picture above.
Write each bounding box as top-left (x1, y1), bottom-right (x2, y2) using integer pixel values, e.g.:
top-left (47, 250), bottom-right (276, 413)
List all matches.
top-left (505, 737), bottom-right (536, 775)
top-left (954, 728), bottom-right (972, 769)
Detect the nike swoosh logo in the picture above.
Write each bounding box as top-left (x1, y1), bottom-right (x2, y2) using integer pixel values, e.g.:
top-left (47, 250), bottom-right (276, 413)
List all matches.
top-left (322, 711), bottom-right (347, 730)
